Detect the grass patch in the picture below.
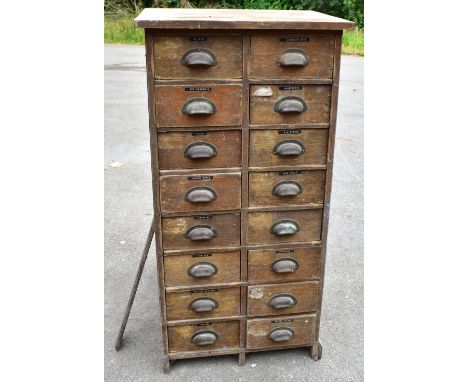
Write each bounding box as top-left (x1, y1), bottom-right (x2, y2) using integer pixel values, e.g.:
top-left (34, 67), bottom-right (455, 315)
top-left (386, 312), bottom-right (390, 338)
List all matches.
top-left (104, 17), bottom-right (364, 56)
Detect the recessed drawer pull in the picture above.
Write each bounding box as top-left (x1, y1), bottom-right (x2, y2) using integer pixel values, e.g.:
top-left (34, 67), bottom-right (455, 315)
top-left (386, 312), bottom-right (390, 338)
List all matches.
top-left (189, 297), bottom-right (219, 312)
top-left (181, 48), bottom-right (218, 66)
top-left (270, 220), bottom-right (300, 236)
top-left (185, 225), bottom-right (217, 241)
top-left (270, 258), bottom-right (299, 274)
top-left (267, 327), bottom-right (295, 342)
top-left (187, 262), bottom-right (218, 278)
top-left (272, 181), bottom-right (302, 197)
top-left (184, 142), bottom-right (217, 159)
top-left (274, 96), bottom-right (307, 114)
top-left (277, 48), bottom-right (309, 67)
top-left (273, 140), bottom-right (305, 157)
top-left (268, 293), bottom-right (297, 309)
top-left (190, 330), bottom-right (219, 346)
top-left (184, 187), bottom-right (217, 203)
top-left (182, 97), bottom-right (217, 116)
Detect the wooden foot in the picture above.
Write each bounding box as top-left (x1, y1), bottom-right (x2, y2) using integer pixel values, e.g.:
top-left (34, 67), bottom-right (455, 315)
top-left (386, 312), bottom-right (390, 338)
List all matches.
top-left (238, 352), bottom-right (245, 366)
top-left (163, 358), bottom-right (171, 374)
top-left (311, 342), bottom-right (322, 361)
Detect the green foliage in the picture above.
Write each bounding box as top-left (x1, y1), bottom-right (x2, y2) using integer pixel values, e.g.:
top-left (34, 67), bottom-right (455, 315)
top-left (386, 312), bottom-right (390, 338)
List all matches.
top-left (105, 0), bottom-right (364, 28)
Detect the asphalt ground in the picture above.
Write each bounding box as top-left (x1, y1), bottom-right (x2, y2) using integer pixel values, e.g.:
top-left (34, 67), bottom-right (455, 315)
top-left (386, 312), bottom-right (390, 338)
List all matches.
top-left (104, 44), bottom-right (363, 381)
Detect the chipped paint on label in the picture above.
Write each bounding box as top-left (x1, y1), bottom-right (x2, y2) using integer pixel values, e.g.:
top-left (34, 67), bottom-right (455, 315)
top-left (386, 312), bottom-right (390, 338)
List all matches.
top-left (248, 287), bottom-right (264, 299)
top-left (252, 87), bottom-right (273, 97)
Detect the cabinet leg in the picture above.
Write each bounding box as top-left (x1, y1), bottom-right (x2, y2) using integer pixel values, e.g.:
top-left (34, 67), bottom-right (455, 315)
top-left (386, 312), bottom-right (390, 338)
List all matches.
top-left (163, 358), bottom-right (171, 374)
top-left (310, 342), bottom-right (322, 361)
top-left (238, 352), bottom-right (245, 366)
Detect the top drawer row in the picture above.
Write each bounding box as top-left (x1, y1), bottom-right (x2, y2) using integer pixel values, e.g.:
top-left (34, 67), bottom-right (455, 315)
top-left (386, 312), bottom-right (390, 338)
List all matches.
top-left (154, 34), bottom-right (335, 80)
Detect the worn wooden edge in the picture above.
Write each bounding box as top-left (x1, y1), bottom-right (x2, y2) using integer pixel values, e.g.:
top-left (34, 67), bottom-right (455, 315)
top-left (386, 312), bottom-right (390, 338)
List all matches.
top-left (314, 31), bottom-right (342, 343)
top-left (145, 29), bottom-right (171, 368)
top-left (165, 281), bottom-right (246, 292)
top-left (168, 348), bottom-right (244, 359)
top-left (154, 124), bottom-right (328, 132)
top-left (248, 123), bottom-right (329, 130)
top-left (166, 316), bottom-right (243, 326)
top-left (137, 26), bottom-right (347, 34)
top-left (248, 165), bottom-right (327, 171)
top-left (159, 165), bottom-right (326, 176)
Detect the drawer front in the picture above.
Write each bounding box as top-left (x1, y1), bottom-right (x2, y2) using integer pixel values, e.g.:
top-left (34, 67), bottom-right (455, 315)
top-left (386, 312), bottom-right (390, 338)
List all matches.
top-left (160, 173), bottom-right (241, 213)
top-left (155, 85), bottom-right (242, 128)
top-left (249, 34), bottom-right (335, 80)
top-left (246, 314), bottom-right (316, 350)
top-left (249, 170), bottom-right (326, 207)
top-left (250, 85), bottom-right (331, 126)
top-left (166, 287), bottom-right (240, 320)
top-left (168, 320), bottom-right (240, 353)
top-left (162, 213), bottom-right (240, 250)
top-left (157, 130), bottom-right (242, 170)
top-left (247, 281), bottom-right (319, 317)
top-left (249, 129), bottom-right (328, 167)
top-left (247, 210), bottom-right (322, 245)
top-left (248, 247), bottom-right (321, 283)
top-left (164, 251), bottom-right (241, 287)
top-left (154, 35), bottom-right (242, 80)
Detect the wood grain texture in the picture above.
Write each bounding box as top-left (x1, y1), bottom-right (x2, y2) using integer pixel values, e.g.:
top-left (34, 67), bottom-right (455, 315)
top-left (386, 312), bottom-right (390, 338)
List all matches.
top-left (248, 247), bottom-right (321, 283)
top-left (247, 281), bottom-right (319, 317)
top-left (246, 314), bottom-right (316, 350)
top-left (162, 213), bottom-right (240, 250)
top-left (135, 8), bottom-right (355, 30)
top-left (157, 130), bottom-right (242, 170)
top-left (159, 172), bottom-right (241, 213)
top-left (248, 170), bottom-right (326, 207)
top-left (154, 35), bottom-right (242, 80)
top-left (166, 287), bottom-right (240, 320)
top-left (250, 85), bottom-right (331, 126)
top-left (249, 34), bottom-right (335, 80)
top-left (247, 209), bottom-right (322, 245)
top-left (249, 128), bottom-right (328, 167)
top-left (164, 251), bottom-right (240, 287)
top-left (155, 84), bottom-right (242, 127)
top-left (168, 320), bottom-right (240, 353)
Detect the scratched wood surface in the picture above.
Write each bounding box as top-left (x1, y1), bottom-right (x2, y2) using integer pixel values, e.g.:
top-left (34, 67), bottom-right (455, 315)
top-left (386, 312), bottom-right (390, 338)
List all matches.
top-left (249, 34), bottom-right (335, 80)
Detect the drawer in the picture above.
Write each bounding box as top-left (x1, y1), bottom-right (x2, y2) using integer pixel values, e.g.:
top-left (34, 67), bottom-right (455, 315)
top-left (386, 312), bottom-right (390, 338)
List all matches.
top-left (166, 287), bottom-right (240, 321)
top-left (157, 130), bottom-right (242, 170)
top-left (248, 247), bottom-right (321, 283)
top-left (249, 170), bottom-right (326, 207)
top-left (247, 210), bottom-right (322, 245)
top-left (249, 34), bottom-right (335, 80)
top-left (160, 172), bottom-right (241, 213)
top-left (249, 85), bottom-right (331, 126)
top-left (164, 251), bottom-right (241, 287)
top-left (247, 281), bottom-right (319, 317)
top-left (155, 85), bottom-right (242, 128)
top-left (249, 129), bottom-right (328, 167)
top-left (246, 314), bottom-right (316, 350)
top-left (162, 213), bottom-right (240, 250)
top-left (154, 35), bottom-right (242, 80)
top-left (168, 320), bottom-right (240, 353)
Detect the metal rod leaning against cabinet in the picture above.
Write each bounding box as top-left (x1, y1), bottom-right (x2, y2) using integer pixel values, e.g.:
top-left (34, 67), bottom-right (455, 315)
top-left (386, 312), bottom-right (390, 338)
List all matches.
top-left (133, 8), bottom-right (354, 374)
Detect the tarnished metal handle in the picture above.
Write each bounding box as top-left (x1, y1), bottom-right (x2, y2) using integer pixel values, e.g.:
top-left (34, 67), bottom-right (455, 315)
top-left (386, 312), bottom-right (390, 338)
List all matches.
top-left (271, 258), bottom-right (299, 274)
top-left (184, 187), bottom-right (217, 203)
top-left (267, 327), bottom-right (295, 342)
top-left (181, 48), bottom-right (218, 66)
top-left (273, 140), bottom-right (305, 157)
top-left (277, 48), bottom-right (309, 67)
top-left (270, 220), bottom-right (300, 236)
top-left (182, 97), bottom-right (216, 116)
top-left (184, 142), bottom-right (217, 159)
top-left (268, 293), bottom-right (297, 309)
top-left (187, 262), bottom-right (218, 278)
top-left (274, 96), bottom-right (307, 114)
top-left (185, 225), bottom-right (217, 241)
top-left (190, 331), bottom-right (219, 345)
top-left (272, 181), bottom-right (302, 197)
top-left (189, 297), bottom-right (219, 312)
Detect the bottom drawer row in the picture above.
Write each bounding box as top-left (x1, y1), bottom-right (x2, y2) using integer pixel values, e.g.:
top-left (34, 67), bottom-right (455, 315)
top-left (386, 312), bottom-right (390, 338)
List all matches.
top-left (168, 314), bottom-right (316, 353)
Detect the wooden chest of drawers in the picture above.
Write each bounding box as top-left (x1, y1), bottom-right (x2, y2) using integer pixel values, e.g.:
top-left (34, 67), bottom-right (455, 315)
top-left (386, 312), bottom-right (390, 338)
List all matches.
top-left (135, 8), bottom-right (354, 373)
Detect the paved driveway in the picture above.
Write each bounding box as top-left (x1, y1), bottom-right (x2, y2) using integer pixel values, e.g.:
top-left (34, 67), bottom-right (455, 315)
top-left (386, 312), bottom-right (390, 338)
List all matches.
top-left (104, 44), bottom-right (363, 382)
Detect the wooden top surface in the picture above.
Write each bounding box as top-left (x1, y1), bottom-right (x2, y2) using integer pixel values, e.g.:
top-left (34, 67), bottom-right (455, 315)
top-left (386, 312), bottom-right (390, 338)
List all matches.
top-left (135, 8), bottom-right (354, 30)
